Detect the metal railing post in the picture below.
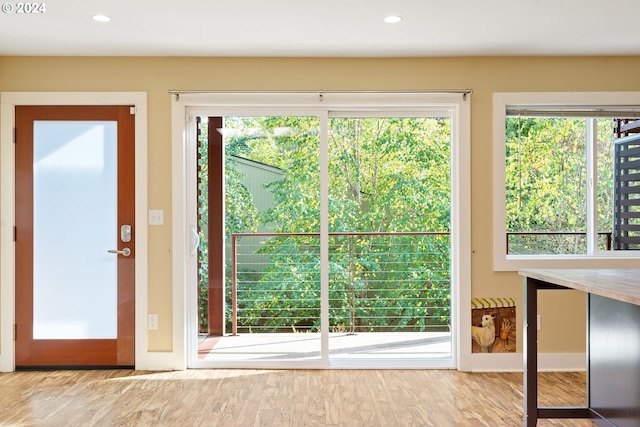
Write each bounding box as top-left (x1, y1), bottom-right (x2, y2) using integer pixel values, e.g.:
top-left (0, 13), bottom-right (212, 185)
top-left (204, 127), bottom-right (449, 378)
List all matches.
top-left (348, 234), bottom-right (356, 334)
top-left (232, 234), bottom-right (238, 336)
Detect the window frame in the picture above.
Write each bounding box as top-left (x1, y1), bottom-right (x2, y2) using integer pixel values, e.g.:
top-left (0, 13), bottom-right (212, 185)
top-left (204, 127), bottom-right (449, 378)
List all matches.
top-left (493, 92), bottom-right (640, 271)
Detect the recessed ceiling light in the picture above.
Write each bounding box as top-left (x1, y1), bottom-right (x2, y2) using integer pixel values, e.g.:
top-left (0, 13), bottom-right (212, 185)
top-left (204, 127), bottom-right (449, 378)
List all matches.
top-left (92, 14), bottom-right (111, 22)
top-left (384, 15), bottom-right (403, 24)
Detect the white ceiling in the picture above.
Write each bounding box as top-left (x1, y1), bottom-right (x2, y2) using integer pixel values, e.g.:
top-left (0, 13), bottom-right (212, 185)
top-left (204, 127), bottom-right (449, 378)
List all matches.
top-left (1, 0), bottom-right (639, 57)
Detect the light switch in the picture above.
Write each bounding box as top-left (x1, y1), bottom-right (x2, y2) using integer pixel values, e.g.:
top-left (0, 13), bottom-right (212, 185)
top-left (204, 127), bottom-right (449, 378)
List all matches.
top-left (149, 314), bottom-right (159, 330)
top-left (149, 210), bottom-right (164, 226)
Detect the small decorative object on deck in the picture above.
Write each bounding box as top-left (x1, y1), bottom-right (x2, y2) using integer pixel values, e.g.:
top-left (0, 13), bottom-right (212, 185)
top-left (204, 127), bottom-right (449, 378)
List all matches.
top-left (471, 297), bottom-right (516, 353)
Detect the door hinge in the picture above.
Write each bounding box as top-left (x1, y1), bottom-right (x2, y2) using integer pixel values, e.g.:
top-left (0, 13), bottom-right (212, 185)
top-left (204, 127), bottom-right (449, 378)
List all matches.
top-left (129, 107), bottom-right (136, 115)
top-left (13, 226), bottom-right (16, 242)
top-left (13, 127), bottom-right (16, 143)
top-left (14, 324), bottom-right (16, 341)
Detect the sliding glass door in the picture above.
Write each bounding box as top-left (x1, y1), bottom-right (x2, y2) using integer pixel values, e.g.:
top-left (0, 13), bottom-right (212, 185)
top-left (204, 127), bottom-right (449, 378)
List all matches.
top-left (183, 93), bottom-right (467, 369)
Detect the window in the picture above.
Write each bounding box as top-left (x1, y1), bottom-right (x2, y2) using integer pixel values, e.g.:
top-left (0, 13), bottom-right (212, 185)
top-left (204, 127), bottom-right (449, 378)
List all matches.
top-left (493, 92), bottom-right (640, 271)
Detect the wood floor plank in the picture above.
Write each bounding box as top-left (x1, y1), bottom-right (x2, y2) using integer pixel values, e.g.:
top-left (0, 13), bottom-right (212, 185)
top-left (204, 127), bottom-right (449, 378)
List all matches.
top-left (0, 369), bottom-right (595, 426)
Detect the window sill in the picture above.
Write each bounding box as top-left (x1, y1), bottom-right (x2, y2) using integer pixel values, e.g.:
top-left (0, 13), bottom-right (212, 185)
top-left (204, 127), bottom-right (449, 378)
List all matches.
top-left (494, 253), bottom-right (640, 272)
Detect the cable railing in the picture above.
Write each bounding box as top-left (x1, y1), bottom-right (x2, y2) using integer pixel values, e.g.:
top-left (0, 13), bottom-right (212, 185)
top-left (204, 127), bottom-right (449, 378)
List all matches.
top-left (506, 231), bottom-right (613, 255)
top-left (230, 232), bottom-right (451, 335)
top-left (225, 230), bottom-right (614, 335)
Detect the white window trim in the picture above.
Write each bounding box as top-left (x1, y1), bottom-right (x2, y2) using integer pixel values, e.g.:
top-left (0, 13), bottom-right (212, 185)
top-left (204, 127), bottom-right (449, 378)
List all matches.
top-left (493, 92), bottom-right (640, 271)
top-left (171, 91), bottom-right (472, 370)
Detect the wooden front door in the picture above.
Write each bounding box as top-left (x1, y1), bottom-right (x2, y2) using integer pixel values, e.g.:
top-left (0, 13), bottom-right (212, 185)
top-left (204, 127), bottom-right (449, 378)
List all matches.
top-left (15, 106), bottom-right (135, 368)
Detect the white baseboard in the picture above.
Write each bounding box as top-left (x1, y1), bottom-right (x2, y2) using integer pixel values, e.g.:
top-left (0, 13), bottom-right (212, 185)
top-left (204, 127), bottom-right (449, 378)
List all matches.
top-left (469, 352), bottom-right (586, 372)
top-left (0, 352), bottom-right (14, 372)
top-left (136, 352), bottom-right (180, 371)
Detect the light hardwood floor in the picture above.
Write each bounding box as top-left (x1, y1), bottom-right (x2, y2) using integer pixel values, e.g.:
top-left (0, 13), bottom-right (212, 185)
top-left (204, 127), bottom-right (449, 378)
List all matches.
top-left (0, 369), bottom-right (593, 426)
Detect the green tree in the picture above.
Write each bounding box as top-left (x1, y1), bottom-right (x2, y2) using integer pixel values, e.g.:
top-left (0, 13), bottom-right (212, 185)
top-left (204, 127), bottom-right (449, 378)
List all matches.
top-left (224, 116), bottom-right (452, 333)
top-left (197, 118), bottom-right (260, 332)
top-left (505, 117), bottom-right (615, 254)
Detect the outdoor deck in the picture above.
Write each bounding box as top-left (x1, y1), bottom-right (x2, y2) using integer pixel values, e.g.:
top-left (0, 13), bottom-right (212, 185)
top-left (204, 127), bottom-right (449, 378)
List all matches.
top-left (198, 332), bottom-right (452, 362)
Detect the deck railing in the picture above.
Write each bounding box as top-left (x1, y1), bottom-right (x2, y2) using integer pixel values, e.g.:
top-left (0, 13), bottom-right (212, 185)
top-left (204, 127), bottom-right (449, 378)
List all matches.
top-left (227, 230), bottom-right (614, 334)
top-left (506, 231), bottom-right (613, 255)
top-left (230, 232), bottom-right (451, 335)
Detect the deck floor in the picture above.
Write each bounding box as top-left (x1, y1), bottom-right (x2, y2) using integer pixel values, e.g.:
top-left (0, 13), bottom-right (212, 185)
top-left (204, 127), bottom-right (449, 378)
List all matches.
top-left (198, 332), bottom-right (452, 362)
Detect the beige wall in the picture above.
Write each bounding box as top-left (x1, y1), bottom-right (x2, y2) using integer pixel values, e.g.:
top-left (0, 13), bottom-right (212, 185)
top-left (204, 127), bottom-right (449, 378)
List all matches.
top-left (2, 55), bottom-right (639, 353)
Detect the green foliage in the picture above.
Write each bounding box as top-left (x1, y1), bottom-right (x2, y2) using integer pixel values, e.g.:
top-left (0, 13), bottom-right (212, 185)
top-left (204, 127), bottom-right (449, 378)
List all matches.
top-left (199, 115), bottom-right (453, 333)
top-left (197, 113), bottom-right (617, 332)
top-left (505, 117), bottom-right (615, 254)
top-left (326, 234), bottom-right (450, 333)
top-left (328, 117), bottom-right (451, 233)
top-left (197, 118), bottom-right (260, 332)
top-left (197, 120), bottom-right (209, 332)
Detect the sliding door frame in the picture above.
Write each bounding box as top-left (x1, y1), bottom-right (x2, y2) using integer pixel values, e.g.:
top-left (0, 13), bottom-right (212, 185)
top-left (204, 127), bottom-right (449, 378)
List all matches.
top-left (170, 92), bottom-right (471, 370)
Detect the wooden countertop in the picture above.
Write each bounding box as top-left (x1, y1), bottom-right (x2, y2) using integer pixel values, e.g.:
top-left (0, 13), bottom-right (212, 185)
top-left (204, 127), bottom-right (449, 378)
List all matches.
top-left (519, 269), bottom-right (640, 306)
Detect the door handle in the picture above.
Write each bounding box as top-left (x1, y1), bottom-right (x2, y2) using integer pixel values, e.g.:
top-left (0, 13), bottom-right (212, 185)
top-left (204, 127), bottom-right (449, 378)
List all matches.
top-left (190, 226), bottom-right (200, 255)
top-left (108, 248), bottom-right (131, 257)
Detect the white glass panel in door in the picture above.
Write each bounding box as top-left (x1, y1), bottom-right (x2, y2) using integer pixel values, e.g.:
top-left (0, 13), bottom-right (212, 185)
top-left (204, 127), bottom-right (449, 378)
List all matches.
top-left (33, 121), bottom-right (118, 339)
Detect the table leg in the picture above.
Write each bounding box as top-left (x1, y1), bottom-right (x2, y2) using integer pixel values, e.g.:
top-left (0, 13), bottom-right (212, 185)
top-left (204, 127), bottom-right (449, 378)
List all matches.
top-left (524, 277), bottom-right (538, 426)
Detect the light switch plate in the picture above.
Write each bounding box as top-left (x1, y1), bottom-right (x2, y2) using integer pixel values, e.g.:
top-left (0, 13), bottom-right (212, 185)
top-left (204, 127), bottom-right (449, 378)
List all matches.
top-left (149, 314), bottom-right (158, 330)
top-left (148, 210), bottom-right (164, 226)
